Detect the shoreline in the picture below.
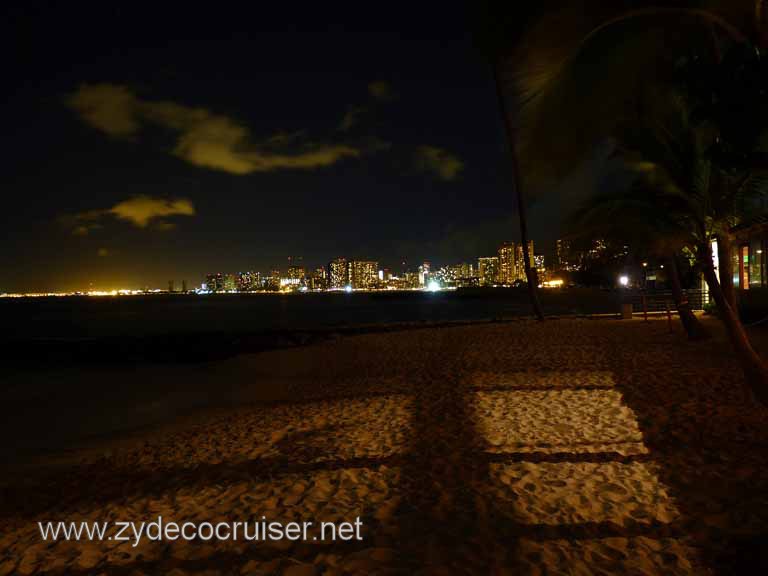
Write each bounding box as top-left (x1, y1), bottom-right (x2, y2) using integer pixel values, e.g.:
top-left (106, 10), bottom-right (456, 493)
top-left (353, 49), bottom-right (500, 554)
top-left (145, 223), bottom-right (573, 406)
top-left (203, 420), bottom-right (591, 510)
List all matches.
top-left (4, 311), bottom-right (688, 372)
top-left (0, 313), bottom-right (720, 470)
top-left (1, 315), bottom-right (648, 470)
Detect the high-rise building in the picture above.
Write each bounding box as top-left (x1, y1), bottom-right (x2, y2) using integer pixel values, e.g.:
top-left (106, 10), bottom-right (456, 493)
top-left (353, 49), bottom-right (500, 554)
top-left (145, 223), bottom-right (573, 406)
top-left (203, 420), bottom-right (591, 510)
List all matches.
top-left (498, 242), bottom-right (516, 285)
top-left (329, 258), bottom-right (348, 289)
top-left (435, 262), bottom-right (476, 287)
top-left (478, 257), bottom-right (499, 286)
top-left (404, 271), bottom-right (420, 288)
top-left (556, 239), bottom-right (568, 270)
top-left (534, 254), bottom-right (547, 282)
top-left (280, 266), bottom-right (305, 289)
top-left (556, 238), bottom-right (582, 271)
top-left (264, 269), bottom-right (280, 291)
top-left (457, 262), bottom-right (474, 279)
top-left (286, 266), bottom-right (305, 280)
top-left (349, 261), bottom-right (378, 289)
top-left (435, 266), bottom-right (455, 285)
top-left (418, 261), bottom-right (431, 286)
top-left (237, 271), bottom-right (259, 291)
top-left (589, 238), bottom-right (607, 259)
top-left (310, 267), bottom-right (328, 291)
top-left (205, 273), bottom-right (224, 292)
top-left (222, 274), bottom-right (237, 291)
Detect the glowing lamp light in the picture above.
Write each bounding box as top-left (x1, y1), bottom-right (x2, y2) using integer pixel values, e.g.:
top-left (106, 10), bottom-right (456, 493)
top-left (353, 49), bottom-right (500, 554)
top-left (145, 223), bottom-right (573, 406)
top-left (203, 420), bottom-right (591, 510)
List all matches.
top-left (345, 285), bottom-right (353, 293)
top-left (619, 275), bottom-right (629, 287)
top-left (427, 280), bottom-right (440, 292)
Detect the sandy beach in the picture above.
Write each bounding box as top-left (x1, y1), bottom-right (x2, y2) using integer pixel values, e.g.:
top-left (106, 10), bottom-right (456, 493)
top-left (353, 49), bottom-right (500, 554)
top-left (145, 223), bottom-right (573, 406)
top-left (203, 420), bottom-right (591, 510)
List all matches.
top-left (2, 317), bottom-right (768, 575)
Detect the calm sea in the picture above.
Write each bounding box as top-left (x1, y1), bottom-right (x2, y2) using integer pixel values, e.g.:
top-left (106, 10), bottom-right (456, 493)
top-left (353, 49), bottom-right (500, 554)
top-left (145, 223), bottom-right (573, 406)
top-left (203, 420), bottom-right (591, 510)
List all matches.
top-left (4, 289), bottom-right (622, 340)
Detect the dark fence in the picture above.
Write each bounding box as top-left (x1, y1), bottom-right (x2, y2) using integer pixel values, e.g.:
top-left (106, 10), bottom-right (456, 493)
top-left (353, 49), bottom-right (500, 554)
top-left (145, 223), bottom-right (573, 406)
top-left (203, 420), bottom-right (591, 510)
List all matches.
top-left (628, 289), bottom-right (707, 312)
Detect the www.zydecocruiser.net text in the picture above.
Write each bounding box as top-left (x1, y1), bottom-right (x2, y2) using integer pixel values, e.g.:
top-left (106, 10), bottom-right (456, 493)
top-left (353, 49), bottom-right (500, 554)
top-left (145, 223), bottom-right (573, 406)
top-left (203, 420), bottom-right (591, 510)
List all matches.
top-left (38, 516), bottom-right (364, 548)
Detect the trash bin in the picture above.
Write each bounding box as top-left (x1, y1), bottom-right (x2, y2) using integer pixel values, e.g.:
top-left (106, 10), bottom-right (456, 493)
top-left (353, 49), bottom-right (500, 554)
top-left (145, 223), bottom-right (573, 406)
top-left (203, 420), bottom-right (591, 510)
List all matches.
top-left (621, 303), bottom-right (633, 319)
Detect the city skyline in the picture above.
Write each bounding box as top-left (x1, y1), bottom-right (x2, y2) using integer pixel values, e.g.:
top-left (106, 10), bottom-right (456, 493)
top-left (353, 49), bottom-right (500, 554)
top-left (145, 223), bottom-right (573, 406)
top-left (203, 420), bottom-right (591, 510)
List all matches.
top-left (1, 233), bottom-right (624, 295)
top-left (194, 238), bottom-right (556, 294)
top-left (0, 4), bottom-right (599, 294)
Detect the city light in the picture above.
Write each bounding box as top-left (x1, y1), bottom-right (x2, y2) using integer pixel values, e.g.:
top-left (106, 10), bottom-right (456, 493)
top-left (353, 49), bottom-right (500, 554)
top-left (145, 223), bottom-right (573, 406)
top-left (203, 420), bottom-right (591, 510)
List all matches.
top-left (4, 237), bottom-right (627, 296)
top-left (0, 289), bottom-right (153, 298)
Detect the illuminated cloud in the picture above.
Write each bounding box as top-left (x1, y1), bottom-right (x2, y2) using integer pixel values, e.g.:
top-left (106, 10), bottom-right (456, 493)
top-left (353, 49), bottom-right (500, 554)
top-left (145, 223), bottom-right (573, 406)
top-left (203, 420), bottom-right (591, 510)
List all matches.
top-left (68, 84), bottom-right (360, 174)
top-left (416, 146), bottom-right (464, 181)
top-left (65, 195), bottom-right (195, 233)
top-left (67, 84), bottom-right (139, 137)
top-left (368, 81), bottom-right (395, 101)
top-left (108, 196), bottom-right (195, 227)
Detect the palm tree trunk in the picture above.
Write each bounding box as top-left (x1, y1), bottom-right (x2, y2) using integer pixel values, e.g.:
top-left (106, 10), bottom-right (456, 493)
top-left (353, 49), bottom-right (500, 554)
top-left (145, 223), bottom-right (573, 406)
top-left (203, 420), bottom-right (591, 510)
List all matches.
top-left (717, 232), bottom-right (738, 312)
top-left (492, 62), bottom-right (544, 321)
top-left (700, 243), bottom-right (768, 407)
top-left (667, 254), bottom-right (710, 340)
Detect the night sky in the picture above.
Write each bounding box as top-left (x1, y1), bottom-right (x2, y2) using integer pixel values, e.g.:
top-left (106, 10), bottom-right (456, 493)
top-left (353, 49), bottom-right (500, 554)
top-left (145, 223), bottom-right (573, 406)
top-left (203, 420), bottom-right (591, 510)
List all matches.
top-left (2, 3), bottom-right (588, 292)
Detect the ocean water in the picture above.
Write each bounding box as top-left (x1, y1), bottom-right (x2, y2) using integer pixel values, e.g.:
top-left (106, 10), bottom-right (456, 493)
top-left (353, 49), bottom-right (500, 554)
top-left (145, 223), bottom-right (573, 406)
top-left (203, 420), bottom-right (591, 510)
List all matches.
top-left (4, 289), bottom-right (622, 340)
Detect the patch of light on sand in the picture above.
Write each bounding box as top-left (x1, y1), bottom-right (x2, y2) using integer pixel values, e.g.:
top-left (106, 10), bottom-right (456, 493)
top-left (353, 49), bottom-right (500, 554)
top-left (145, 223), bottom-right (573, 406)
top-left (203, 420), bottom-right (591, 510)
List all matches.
top-left (488, 461), bottom-right (679, 526)
top-left (468, 371), bottom-right (616, 390)
top-left (515, 536), bottom-right (694, 575)
top-left (474, 389), bottom-right (646, 455)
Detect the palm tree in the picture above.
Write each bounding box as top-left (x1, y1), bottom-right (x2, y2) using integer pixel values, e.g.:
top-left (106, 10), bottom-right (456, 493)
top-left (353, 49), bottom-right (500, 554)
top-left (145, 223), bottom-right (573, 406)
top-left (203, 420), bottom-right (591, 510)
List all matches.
top-left (472, 4), bottom-right (550, 320)
top-left (568, 178), bottom-right (711, 341)
top-left (473, 1), bottom-right (768, 402)
top-left (473, 0), bottom-right (763, 321)
top-left (599, 88), bottom-right (768, 403)
top-left (492, 65), bottom-right (544, 320)
top-left (666, 253), bottom-right (709, 341)
top-left (510, 3), bottom-right (752, 190)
